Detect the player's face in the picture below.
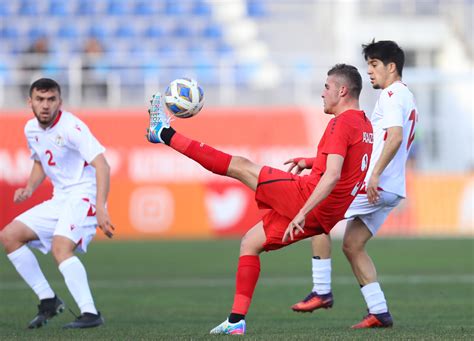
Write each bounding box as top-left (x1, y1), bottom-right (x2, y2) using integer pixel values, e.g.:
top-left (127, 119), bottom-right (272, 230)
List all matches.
top-left (367, 58), bottom-right (391, 90)
top-left (29, 88), bottom-right (62, 128)
top-left (321, 76), bottom-right (340, 115)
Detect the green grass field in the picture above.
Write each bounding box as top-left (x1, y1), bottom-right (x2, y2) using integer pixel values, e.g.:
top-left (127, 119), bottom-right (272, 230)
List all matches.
top-left (0, 238), bottom-right (473, 340)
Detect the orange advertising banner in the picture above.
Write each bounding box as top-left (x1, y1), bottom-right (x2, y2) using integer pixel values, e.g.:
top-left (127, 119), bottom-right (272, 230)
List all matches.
top-left (1, 108), bottom-right (472, 238)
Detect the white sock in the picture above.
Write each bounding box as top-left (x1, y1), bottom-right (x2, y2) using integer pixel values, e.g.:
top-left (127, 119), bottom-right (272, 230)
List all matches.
top-left (59, 256), bottom-right (98, 315)
top-left (361, 282), bottom-right (388, 314)
top-left (311, 258), bottom-right (331, 294)
top-left (7, 245), bottom-right (55, 300)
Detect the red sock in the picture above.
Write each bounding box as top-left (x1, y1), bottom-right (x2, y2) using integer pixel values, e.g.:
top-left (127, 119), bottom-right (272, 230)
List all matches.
top-left (231, 255), bottom-right (261, 315)
top-left (170, 132), bottom-right (231, 175)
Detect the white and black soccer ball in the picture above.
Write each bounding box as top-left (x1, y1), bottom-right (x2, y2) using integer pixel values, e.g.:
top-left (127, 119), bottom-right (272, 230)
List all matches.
top-left (164, 78), bottom-right (204, 118)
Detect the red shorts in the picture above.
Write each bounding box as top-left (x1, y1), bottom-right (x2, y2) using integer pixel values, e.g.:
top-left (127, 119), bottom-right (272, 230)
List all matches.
top-left (255, 166), bottom-right (325, 251)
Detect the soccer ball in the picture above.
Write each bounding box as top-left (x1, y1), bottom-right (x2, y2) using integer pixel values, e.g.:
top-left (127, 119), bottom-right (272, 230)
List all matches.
top-left (164, 78), bottom-right (204, 118)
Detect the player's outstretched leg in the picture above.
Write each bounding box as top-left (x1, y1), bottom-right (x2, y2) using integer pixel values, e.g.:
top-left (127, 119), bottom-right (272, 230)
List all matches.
top-left (28, 296), bottom-right (65, 329)
top-left (146, 92), bottom-right (261, 188)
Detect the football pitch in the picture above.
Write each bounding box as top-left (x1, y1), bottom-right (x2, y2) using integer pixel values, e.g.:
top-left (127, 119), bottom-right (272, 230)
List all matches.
top-left (0, 238), bottom-right (473, 340)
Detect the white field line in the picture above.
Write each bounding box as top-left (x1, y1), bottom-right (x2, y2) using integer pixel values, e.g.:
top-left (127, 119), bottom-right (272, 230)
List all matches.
top-left (0, 274), bottom-right (473, 290)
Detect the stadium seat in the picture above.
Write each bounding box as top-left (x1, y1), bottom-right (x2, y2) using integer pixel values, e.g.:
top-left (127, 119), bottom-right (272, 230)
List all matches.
top-left (202, 24), bottom-right (223, 39)
top-left (76, 0), bottom-right (98, 16)
top-left (1, 26), bottom-right (19, 40)
top-left (27, 27), bottom-right (47, 41)
top-left (107, 0), bottom-right (129, 16)
top-left (192, 0), bottom-right (212, 16)
top-left (144, 25), bottom-right (165, 38)
top-left (247, 0), bottom-right (267, 17)
top-left (49, 0), bottom-right (69, 16)
top-left (19, 0), bottom-right (39, 16)
top-left (164, 0), bottom-right (187, 16)
top-left (173, 25), bottom-right (193, 38)
top-left (115, 25), bottom-right (136, 38)
top-left (88, 25), bottom-right (109, 40)
top-left (0, 2), bottom-right (12, 17)
top-left (57, 25), bottom-right (80, 39)
top-left (134, 0), bottom-right (159, 15)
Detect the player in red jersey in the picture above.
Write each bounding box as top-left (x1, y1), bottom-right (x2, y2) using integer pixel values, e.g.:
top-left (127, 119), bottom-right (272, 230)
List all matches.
top-left (291, 40), bottom-right (417, 329)
top-left (146, 64), bottom-right (373, 335)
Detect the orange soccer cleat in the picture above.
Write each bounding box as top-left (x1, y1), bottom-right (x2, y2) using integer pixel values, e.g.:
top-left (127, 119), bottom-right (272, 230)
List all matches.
top-left (351, 311), bottom-right (393, 329)
top-left (291, 291), bottom-right (334, 313)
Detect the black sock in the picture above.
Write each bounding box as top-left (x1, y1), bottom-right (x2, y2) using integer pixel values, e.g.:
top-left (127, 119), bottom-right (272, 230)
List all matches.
top-left (160, 127), bottom-right (176, 145)
top-left (228, 313), bottom-right (245, 323)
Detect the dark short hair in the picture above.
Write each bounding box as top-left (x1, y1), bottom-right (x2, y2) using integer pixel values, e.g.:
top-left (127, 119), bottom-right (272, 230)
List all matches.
top-left (362, 39), bottom-right (405, 77)
top-left (327, 63), bottom-right (362, 98)
top-left (29, 78), bottom-right (61, 97)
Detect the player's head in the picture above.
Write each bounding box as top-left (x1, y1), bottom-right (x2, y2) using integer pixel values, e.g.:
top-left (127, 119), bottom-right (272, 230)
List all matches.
top-left (28, 78), bottom-right (62, 128)
top-left (362, 40), bottom-right (405, 89)
top-left (322, 64), bottom-right (362, 115)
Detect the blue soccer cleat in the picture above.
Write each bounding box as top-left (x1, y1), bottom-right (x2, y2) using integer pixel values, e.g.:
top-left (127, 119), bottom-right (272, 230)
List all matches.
top-left (209, 318), bottom-right (246, 335)
top-left (146, 92), bottom-right (171, 144)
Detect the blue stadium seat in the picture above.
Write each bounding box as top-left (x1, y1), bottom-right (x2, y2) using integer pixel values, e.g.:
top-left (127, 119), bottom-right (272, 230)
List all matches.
top-left (173, 24), bottom-right (193, 38)
top-left (144, 25), bottom-right (165, 38)
top-left (134, 0), bottom-right (159, 15)
top-left (28, 27), bottom-right (47, 41)
top-left (57, 25), bottom-right (80, 39)
top-left (19, 0), bottom-right (39, 16)
top-left (76, 0), bottom-right (98, 15)
top-left (88, 25), bottom-right (109, 40)
top-left (202, 24), bottom-right (222, 39)
top-left (107, 0), bottom-right (129, 16)
top-left (49, 0), bottom-right (69, 16)
top-left (217, 43), bottom-right (234, 57)
top-left (0, 2), bottom-right (12, 17)
top-left (164, 0), bottom-right (187, 16)
top-left (247, 0), bottom-right (267, 17)
top-left (115, 24), bottom-right (136, 38)
top-left (192, 0), bottom-right (212, 16)
top-left (1, 26), bottom-right (19, 40)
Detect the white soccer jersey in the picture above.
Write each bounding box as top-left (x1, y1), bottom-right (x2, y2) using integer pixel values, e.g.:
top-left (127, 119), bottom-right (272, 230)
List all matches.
top-left (365, 81), bottom-right (418, 197)
top-left (24, 111), bottom-right (105, 198)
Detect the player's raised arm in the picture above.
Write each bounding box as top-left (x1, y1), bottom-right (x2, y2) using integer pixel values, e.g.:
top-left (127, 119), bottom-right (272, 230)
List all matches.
top-left (283, 154), bottom-right (344, 242)
top-left (14, 160), bottom-right (46, 203)
top-left (89, 153), bottom-right (115, 238)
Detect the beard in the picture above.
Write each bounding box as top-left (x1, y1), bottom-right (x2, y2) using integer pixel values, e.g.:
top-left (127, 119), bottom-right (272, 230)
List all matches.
top-left (34, 110), bottom-right (59, 126)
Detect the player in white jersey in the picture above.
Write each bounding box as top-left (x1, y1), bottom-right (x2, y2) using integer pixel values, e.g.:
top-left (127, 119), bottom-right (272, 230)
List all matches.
top-left (0, 78), bottom-right (115, 329)
top-left (290, 40), bottom-right (418, 328)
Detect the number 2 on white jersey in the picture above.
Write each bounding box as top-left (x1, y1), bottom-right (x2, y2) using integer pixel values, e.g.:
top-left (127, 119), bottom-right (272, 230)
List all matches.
top-left (45, 150), bottom-right (56, 166)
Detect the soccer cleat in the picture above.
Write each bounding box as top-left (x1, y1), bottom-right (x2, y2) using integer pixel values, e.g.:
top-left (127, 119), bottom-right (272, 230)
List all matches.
top-left (146, 92), bottom-right (171, 144)
top-left (209, 318), bottom-right (246, 335)
top-left (351, 311), bottom-right (393, 329)
top-left (291, 291), bottom-right (333, 313)
top-left (28, 296), bottom-right (65, 329)
top-left (63, 311), bottom-right (104, 329)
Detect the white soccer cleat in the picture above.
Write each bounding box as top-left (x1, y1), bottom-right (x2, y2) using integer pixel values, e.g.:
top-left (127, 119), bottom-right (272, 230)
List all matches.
top-left (146, 92), bottom-right (171, 144)
top-left (209, 318), bottom-right (246, 335)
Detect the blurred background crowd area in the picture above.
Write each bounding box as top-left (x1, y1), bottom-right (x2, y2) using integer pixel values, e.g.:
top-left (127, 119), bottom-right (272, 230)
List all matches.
top-left (0, 0), bottom-right (472, 174)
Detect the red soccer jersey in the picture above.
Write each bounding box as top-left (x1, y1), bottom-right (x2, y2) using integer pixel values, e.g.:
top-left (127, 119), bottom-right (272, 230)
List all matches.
top-left (307, 109), bottom-right (373, 232)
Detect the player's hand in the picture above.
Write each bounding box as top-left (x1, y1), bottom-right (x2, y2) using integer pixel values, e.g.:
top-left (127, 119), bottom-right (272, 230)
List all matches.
top-left (13, 188), bottom-right (33, 203)
top-left (283, 211), bottom-right (306, 242)
top-left (284, 158), bottom-right (307, 175)
top-left (96, 207), bottom-right (115, 238)
top-left (366, 175), bottom-right (380, 204)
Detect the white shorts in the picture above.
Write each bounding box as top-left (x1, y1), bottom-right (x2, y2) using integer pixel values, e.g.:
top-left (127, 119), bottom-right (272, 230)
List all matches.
top-left (15, 196), bottom-right (98, 254)
top-left (345, 191), bottom-right (402, 235)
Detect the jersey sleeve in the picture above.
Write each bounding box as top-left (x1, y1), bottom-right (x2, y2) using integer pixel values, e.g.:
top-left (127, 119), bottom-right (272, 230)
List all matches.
top-left (380, 90), bottom-right (404, 129)
top-left (66, 119), bottom-right (105, 163)
top-left (320, 118), bottom-right (350, 157)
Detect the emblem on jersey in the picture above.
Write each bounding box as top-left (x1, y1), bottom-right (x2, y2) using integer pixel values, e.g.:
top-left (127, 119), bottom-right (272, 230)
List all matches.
top-left (55, 135), bottom-right (65, 147)
top-left (361, 154), bottom-right (369, 171)
top-left (388, 91), bottom-right (394, 97)
top-left (35, 136), bottom-right (38, 142)
top-left (75, 124), bottom-right (82, 132)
